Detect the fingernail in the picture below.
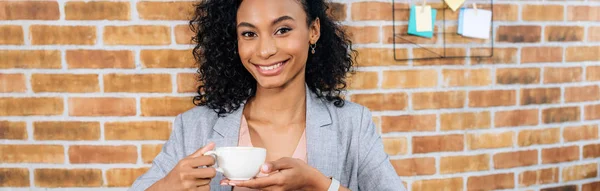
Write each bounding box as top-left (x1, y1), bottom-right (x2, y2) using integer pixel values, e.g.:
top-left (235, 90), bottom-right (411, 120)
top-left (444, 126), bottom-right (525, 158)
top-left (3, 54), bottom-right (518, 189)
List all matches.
top-left (261, 164), bottom-right (269, 172)
top-left (220, 183), bottom-right (227, 186)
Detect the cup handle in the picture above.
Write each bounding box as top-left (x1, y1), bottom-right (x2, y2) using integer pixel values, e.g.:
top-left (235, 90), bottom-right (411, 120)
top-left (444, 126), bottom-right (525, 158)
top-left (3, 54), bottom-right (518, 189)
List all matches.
top-left (203, 151), bottom-right (224, 173)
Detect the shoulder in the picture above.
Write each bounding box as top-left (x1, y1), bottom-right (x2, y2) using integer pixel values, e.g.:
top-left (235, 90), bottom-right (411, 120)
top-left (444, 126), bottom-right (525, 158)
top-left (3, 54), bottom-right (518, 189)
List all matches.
top-left (322, 99), bottom-right (374, 129)
top-left (178, 105), bottom-right (219, 122)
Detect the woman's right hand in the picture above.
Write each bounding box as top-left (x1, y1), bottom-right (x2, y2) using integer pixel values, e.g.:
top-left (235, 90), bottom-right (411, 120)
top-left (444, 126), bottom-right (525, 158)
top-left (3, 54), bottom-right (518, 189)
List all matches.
top-left (147, 142), bottom-right (218, 191)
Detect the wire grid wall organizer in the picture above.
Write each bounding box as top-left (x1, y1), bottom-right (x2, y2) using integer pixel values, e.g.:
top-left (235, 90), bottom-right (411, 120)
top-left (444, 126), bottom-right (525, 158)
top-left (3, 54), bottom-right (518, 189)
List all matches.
top-left (392, 0), bottom-right (495, 61)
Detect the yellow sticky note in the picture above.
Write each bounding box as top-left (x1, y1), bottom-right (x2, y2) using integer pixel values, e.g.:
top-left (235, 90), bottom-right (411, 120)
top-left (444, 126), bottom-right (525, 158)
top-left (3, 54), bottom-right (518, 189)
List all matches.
top-left (445, 0), bottom-right (465, 11)
top-left (415, 6), bottom-right (432, 32)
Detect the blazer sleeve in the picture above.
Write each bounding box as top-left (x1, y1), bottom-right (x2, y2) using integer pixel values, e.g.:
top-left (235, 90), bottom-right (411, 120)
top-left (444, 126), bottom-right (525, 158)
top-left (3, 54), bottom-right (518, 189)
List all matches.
top-left (129, 114), bottom-right (186, 191)
top-left (357, 107), bottom-right (407, 191)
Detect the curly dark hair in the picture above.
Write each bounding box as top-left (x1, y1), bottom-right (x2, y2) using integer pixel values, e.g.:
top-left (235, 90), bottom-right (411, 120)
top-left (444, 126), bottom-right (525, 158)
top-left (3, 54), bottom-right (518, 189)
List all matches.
top-left (190, 0), bottom-right (355, 116)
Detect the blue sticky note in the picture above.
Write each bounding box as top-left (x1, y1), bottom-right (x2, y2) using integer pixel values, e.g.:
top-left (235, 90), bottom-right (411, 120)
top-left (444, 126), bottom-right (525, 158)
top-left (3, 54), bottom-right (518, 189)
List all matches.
top-left (458, 8), bottom-right (465, 34)
top-left (408, 5), bottom-right (437, 38)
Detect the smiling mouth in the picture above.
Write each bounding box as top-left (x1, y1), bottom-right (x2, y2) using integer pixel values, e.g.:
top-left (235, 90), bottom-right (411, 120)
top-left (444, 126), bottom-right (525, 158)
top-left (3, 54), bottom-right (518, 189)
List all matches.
top-left (255, 59), bottom-right (289, 71)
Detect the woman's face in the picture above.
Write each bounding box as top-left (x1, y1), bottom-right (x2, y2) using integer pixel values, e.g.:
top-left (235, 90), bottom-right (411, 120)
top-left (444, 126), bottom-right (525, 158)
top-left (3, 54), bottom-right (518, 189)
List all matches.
top-left (236, 0), bottom-right (320, 89)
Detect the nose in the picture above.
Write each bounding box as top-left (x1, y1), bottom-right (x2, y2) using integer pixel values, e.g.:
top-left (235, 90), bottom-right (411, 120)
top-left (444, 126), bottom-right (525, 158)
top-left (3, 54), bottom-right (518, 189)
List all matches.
top-left (257, 35), bottom-right (277, 59)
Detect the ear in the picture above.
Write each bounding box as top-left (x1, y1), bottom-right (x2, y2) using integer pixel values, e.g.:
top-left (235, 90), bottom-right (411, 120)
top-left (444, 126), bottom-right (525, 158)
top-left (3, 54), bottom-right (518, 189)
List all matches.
top-left (309, 17), bottom-right (321, 44)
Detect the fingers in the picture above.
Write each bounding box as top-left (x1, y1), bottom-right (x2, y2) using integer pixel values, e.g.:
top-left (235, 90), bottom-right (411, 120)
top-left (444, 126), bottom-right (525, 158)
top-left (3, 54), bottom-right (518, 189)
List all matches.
top-left (189, 142), bottom-right (216, 158)
top-left (184, 155), bottom-right (216, 168)
top-left (262, 157), bottom-right (296, 173)
top-left (186, 167), bottom-right (217, 179)
top-left (228, 175), bottom-right (281, 189)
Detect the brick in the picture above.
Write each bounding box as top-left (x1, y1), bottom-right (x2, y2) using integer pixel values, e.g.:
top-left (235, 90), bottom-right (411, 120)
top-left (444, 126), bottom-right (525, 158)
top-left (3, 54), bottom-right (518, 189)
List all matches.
top-left (565, 85), bottom-right (600, 102)
top-left (31, 74), bottom-right (99, 93)
top-left (107, 168), bottom-right (149, 187)
top-left (0, 145), bottom-right (63, 163)
top-left (588, 66), bottom-right (600, 81)
top-left (566, 46), bottom-right (600, 62)
top-left (33, 121), bottom-right (100, 141)
top-left (446, 26), bottom-right (486, 44)
top-left (544, 67), bottom-right (582, 84)
top-left (355, 48), bottom-right (408, 66)
top-left (104, 74), bottom-right (172, 93)
top-left (518, 128), bottom-right (560, 147)
top-left (177, 73), bottom-right (200, 93)
top-left (494, 150), bottom-right (538, 169)
top-left (69, 145), bottom-right (137, 164)
top-left (583, 182), bottom-right (600, 191)
top-left (584, 144), bottom-right (600, 158)
top-left (344, 26), bottom-right (379, 44)
top-left (542, 146), bottom-right (579, 164)
top-left (347, 72), bottom-right (378, 90)
top-left (326, 3), bottom-right (346, 21)
top-left (562, 163), bottom-right (598, 182)
top-left (382, 70), bottom-right (437, 89)
top-left (442, 69), bottom-right (491, 87)
top-left (520, 88), bottom-right (561, 105)
top-left (140, 49), bottom-right (195, 68)
top-left (137, 1), bottom-right (194, 20)
top-left (142, 144), bottom-right (163, 164)
top-left (440, 154), bottom-right (489, 174)
top-left (497, 68), bottom-right (540, 85)
top-left (0, 121), bottom-right (26, 140)
top-left (413, 134), bottom-right (464, 154)
top-left (522, 5), bottom-right (564, 21)
top-left (497, 26), bottom-right (541, 43)
top-left (493, 4), bottom-right (519, 21)
top-left (568, 6), bottom-right (600, 21)
top-left (590, 27), bottom-right (600, 42)
top-left (585, 104), bottom-right (600, 120)
top-left (413, 48), bottom-right (466, 66)
top-left (383, 25), bottom-right (437, 45)
top-left (381, 115), bottom-right (436, 133)
top-left (468, 173), bottom-right (515, 191)
top-left (541, 185), bottom-right (577, 191)
top-left (519, 168), bottom-right (559, 187)
top-left (0, 50), bottom-right (61, 69)
top-left (65, 1), bottom-right (129, 20)
top-left (67, 50), bottom-right (134, 69)
top-left (521, 47), bottom-right (563, 63)
top-left (0, 1), bottom-right (59, 20)
top-left (412, 91), bottom-right (464, 110)
top-left (68, 97), bottom-right (136, 117)
top-left (467, 132), bottom-right (514, 150)
top-left (30, 25), bottom-right (96, 45)
top-left (0, 97), bottom-right (63, 116)
top-left (351, 93), bottom-right (407, 111)
top-left (470, 48), bottom-right (518, 65)
top-left (468, 90), bottom-right (516, 107)
top-left (0, 168), bottom-right (29, 187)
top-left (412, 177), bottom-right (463, 191)
top-left (494, 109), bottom-right (538, 127)
top-left (542, 107), bottom-right (580, 124)
top-left (0, 73), bottom-right (26, 92)
top-left (104, 25), bottom-right (170, 45)
top-left (0, 25), bottom-right (23, 44)
top-left (141, 97), bottom-right (195, 116)
top-left (382, 137), bottom-right (407, 155)
top-left (34, 169), bottom-right (102, 187)
top-left (175, 24), bottom-right (194, 44)
top-left (545, 26), bottom-right (584, 42)
top-left (350, 2), bottom-right (408, 21)
top-left (564, 125), bottom-right (598, 142)
top-left (105, 121), bottom-right (171, 140)
top-left (441, 111), bottom-right (490, 131)
top-left (390, 157), bottom-right (435, 176)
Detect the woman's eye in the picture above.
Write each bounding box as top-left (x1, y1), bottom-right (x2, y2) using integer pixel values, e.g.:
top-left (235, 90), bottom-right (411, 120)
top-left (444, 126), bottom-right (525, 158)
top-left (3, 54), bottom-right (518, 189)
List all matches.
top-left (275, 28), bottom-right (291, 35)
top-left (241, 32), bottom-right (256, 38)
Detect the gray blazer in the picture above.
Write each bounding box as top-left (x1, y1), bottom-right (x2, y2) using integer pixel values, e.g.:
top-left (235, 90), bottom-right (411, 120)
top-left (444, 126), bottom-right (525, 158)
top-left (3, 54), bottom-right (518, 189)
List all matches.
top-left (129, 85), bottom-right (407, 191)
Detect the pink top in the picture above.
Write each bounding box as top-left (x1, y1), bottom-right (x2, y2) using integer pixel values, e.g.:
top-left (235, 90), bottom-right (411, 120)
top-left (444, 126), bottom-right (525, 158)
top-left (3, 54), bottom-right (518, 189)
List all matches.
top-left (233, 115), bottom-right (307, 191)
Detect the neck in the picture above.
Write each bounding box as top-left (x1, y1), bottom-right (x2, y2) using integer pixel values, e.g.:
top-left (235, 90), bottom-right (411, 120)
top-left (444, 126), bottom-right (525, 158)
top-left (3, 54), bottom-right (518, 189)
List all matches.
top-left (244, 77), bottom-right (307, 127)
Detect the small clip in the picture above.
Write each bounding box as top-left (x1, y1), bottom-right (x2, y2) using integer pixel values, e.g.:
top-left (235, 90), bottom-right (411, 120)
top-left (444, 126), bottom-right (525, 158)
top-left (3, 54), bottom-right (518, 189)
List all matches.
top-left (472, 3), bottom-right (478, 15)
top-left (421, 0), bottom-right (427, 13)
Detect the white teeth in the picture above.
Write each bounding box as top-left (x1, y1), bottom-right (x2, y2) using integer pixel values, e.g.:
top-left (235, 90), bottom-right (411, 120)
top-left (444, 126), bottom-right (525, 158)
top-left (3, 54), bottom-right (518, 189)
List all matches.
top-left (259, 62), bottom-right (283, 71)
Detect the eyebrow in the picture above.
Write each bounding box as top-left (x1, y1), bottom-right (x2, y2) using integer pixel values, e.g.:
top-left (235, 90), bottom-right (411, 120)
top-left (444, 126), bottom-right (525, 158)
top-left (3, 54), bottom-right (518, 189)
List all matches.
top-left (237, 15), bottom-right (295, 29)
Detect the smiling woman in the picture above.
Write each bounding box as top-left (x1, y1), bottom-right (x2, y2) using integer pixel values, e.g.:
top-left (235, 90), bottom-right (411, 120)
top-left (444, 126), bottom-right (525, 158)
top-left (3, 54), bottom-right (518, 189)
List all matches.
top-left (128, 0), bottom-right (407, 191)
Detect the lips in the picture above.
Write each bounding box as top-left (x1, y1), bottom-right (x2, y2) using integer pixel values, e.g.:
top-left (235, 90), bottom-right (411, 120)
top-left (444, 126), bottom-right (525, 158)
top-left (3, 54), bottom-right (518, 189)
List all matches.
top-left (253, 59), bottom-right (289, 76)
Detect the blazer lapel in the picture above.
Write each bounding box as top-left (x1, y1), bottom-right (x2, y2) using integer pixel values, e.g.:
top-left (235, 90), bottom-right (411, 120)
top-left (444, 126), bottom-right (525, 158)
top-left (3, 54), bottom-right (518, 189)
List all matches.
top-left (304, 85), bottom-right (338, 178)
top-left (207, 103), bottom-right (244, 148)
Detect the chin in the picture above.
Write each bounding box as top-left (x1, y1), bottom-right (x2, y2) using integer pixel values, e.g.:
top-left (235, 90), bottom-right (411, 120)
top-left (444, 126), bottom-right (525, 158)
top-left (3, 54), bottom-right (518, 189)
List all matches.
top-left (256, 78), bottom-right (287, 89)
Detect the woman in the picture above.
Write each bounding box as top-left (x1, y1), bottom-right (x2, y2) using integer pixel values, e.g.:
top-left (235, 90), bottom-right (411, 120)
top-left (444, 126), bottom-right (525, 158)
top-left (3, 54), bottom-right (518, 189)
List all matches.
top-left (130, 0), bottom-right (406, 190)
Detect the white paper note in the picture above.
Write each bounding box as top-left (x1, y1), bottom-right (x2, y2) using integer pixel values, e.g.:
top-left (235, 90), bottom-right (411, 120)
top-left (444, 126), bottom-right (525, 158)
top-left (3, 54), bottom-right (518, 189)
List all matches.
top-left (415, 6), bottom-right (433, 32)
top-left (461, 9), bottom-right (492, 39)
top-left (444, 0), bottom-right (465, 12)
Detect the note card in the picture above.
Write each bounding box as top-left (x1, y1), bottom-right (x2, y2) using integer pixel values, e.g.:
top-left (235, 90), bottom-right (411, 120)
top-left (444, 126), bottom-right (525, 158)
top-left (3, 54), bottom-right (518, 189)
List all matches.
top-left (415, 6), bottom-right (433, 32)
top-left (444, 0), bottom-right (465, 12)
top-left (457, 8), bottom-right (465, 34)
top-left (461, 9), bottom-right (492, 39)
top-left (408, 5), bottom-right (437, 38)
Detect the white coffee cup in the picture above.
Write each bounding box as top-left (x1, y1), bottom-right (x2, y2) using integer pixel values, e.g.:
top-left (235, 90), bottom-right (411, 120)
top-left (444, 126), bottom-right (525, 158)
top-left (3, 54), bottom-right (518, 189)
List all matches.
top-left (204, 147), bottom-right (267, 180)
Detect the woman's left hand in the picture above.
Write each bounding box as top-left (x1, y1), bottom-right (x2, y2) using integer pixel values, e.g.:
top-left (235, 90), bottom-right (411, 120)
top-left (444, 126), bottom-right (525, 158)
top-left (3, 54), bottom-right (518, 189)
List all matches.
top-left (220, 157), bottom-right (331, 191)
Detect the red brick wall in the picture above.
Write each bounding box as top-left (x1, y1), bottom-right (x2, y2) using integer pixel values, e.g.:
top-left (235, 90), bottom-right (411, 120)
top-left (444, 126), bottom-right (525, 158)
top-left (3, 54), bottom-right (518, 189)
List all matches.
top-left (1, 0), bottom-right (599, 190)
